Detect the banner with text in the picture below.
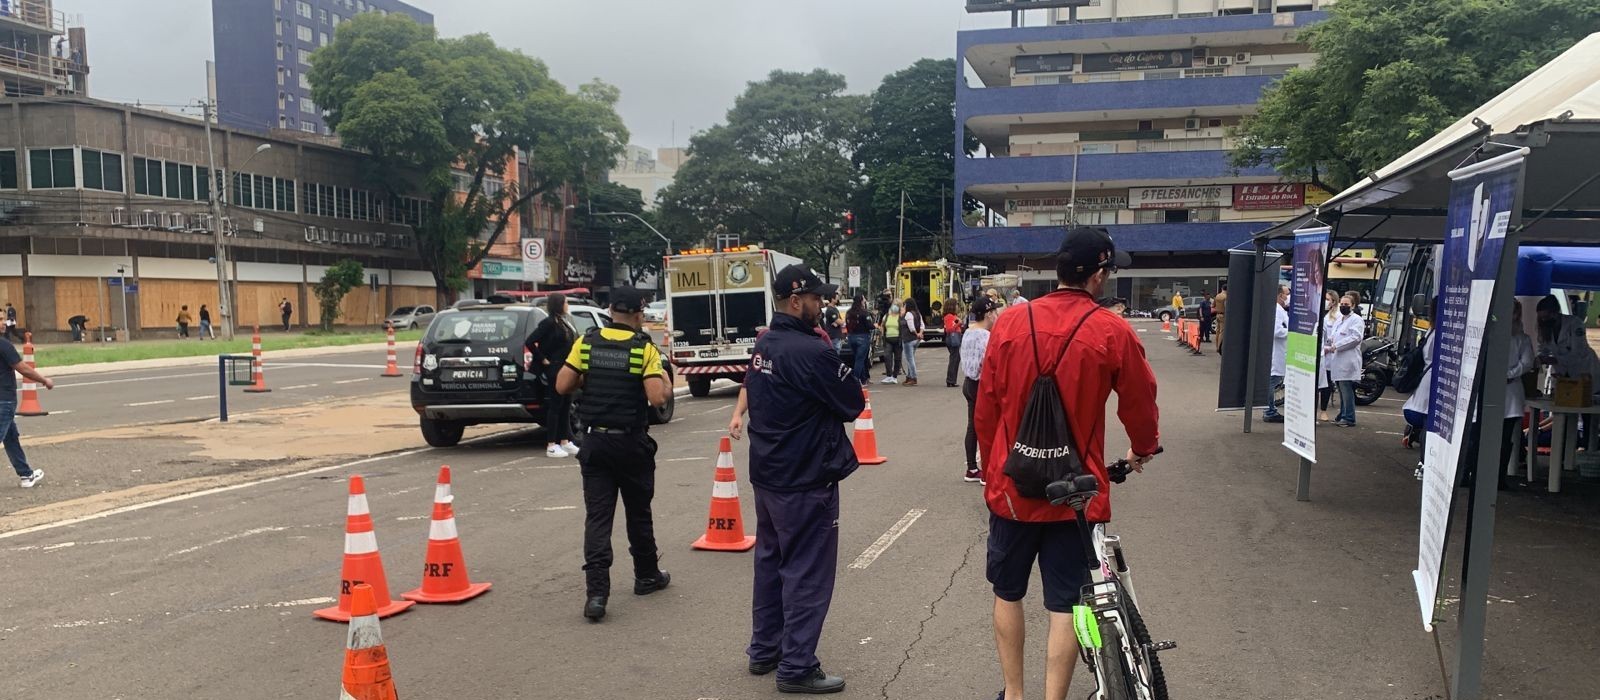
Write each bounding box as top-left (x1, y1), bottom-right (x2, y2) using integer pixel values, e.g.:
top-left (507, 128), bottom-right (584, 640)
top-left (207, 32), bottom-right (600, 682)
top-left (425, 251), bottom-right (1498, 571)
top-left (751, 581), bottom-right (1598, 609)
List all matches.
top-left (1282, 226), bottom-right (1329, 462)
top-left (1412, 152), bottom-right (1523, 632)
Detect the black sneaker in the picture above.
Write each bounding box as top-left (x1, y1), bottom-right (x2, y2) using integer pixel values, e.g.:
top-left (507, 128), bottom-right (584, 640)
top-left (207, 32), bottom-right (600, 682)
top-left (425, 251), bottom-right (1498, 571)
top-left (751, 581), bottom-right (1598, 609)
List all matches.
top-left (749, 658), bottom-right (779, 676)
top-left (777, 668), bottom-right (845, 694)
top-left (583, 595), bottom-right (607, 622)
top-left (634, 570), bottom-right (671, 595)
top-left (1262, 414), bottom-right (1284, 424)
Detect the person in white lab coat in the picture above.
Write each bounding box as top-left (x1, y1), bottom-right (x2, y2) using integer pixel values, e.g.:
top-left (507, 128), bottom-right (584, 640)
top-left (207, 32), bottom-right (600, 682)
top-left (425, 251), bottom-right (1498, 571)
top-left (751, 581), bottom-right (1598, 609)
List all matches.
top-left (1316, 290), bottom-right (1341, 421)
top-left (1263, 285), bottom-right (1290, 423)
top-left (1497, 302), bottom-right (1537, 488)
top-left (1324, 291), bottom-right (1365, 426)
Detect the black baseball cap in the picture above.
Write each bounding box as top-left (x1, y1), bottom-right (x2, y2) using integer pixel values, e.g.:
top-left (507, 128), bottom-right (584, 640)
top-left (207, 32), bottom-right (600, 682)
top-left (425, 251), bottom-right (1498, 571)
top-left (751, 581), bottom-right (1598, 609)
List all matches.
top-left (773, 264), bottom-right (839, 299)
top-left (1057, 226), bottom-right (1132, 275)
top-left (609, 286), bottom-right (652, 314)
top-left (970, 295), bottom-right (997, 318)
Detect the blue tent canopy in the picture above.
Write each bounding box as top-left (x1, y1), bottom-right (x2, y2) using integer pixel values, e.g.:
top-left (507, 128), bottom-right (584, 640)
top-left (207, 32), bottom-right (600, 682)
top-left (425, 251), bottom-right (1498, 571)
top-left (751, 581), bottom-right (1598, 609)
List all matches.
top-left (1515, 246), bottom-right (1600, 295)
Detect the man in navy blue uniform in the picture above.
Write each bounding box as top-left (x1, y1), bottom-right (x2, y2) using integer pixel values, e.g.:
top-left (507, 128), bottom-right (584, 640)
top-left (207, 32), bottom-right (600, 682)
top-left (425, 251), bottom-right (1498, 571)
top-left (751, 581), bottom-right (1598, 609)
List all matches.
top-left (728, 264), bottom-right (865, 694)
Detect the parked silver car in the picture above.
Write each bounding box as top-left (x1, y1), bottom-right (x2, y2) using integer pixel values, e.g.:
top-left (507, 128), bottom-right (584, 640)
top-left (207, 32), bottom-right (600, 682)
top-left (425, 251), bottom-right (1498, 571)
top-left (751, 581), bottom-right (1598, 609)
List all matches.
top-left (386, 304), bottom-right (437, 329)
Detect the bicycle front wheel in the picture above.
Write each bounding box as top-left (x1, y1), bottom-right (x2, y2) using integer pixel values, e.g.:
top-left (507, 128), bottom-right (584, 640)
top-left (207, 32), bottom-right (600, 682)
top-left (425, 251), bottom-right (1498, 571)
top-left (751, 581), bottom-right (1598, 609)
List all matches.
top-left (1123, 601), bottom-right (1169, 700)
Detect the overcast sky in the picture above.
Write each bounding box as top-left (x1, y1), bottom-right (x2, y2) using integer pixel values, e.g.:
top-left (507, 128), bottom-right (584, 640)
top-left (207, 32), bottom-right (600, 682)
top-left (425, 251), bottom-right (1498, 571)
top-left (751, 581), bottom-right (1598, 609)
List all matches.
top-left (68, 0), bottom-right (1032, 153)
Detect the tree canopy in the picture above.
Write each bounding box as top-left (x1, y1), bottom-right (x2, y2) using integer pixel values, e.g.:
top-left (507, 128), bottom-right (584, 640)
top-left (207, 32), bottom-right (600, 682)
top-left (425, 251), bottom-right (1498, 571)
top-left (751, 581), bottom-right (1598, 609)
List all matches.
top-left (657, 69), bottom-right (865, 274)
top-left (309, 14), bottom-right (627, 296)
top-left (1231, 0), bottom-right (1600, 193)
top-left (574, 181), bottom-right (666, 287)
top-left (314, 259), bottom-right (366, 331)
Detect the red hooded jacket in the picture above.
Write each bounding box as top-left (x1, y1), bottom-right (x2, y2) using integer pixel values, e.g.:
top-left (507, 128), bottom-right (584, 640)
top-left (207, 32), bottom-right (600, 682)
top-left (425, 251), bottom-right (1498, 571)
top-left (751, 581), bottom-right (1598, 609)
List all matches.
top-left (975, 288), bottom-right (1160, 523)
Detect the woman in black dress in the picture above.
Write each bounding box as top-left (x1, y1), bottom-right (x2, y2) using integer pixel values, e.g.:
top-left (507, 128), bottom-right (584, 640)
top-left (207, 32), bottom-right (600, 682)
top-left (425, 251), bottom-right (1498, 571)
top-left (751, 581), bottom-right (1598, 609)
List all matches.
top-left (525, 293), bottom-right (579, 457)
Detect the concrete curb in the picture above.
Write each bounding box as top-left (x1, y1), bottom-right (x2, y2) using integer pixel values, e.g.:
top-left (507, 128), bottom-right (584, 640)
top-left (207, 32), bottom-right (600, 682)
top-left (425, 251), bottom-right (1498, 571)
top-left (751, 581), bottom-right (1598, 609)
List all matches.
top-left (40, 342), bottom-right (397, 378)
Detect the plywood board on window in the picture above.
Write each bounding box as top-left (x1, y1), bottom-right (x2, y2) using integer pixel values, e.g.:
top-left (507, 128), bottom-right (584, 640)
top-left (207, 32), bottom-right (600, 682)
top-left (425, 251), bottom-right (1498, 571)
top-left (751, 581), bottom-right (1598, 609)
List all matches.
top-left (138, 279), bottom-right (221, 330)
top-left (236, 282), bottom-right (301, 329)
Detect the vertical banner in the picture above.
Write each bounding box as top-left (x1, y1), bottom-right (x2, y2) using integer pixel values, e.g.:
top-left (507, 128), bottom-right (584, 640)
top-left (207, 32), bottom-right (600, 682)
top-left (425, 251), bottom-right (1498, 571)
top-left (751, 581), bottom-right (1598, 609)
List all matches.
top-left (1412, 152), bottom-right (1524, 631)
top-left (1282, 227), bottom-right (1329, 462)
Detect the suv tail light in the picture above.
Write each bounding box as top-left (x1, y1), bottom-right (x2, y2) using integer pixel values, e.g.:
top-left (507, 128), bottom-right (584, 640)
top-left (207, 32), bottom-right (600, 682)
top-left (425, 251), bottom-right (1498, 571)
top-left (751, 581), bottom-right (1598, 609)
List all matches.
top-left (523, 348), bottom-right (534, 371)
top-left (413, 342), bottom-right (424, 375)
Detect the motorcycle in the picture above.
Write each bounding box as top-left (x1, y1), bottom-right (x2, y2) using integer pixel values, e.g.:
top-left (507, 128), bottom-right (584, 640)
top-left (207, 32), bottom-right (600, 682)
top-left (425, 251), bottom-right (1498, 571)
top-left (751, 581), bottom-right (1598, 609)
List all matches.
top-left (1355, 338), bottom-right (1393, 406)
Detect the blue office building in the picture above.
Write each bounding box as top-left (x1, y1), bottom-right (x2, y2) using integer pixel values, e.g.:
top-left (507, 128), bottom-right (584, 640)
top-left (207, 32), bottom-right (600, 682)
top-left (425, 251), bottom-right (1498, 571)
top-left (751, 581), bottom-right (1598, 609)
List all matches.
top-left (212, 0), bottom-right (433, 135)
top-left (955, 0), bottom-right (1333, 305)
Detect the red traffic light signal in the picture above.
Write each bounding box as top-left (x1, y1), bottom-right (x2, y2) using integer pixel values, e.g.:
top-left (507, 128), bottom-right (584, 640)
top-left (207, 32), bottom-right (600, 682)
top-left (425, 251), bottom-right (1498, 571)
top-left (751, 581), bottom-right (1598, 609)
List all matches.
top-left (842, 211), bottom-right (855, 237)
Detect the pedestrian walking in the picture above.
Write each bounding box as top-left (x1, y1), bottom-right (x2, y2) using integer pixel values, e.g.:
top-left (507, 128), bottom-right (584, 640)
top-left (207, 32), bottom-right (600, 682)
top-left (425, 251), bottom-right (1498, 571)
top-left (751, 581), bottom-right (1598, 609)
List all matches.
top-left (943, 297), bottom-right (963, 387)
top-left (1325, 291), bottom-right (1365, 427)
top-left (974, 227), bottom-right (1160, 700)
top-left (279, 298), bottom-right (293, 332)
top-left (845, 294), bottom-right (875, 385)
top-left (3, 302), bottom-right (17, 341)
top-left (526, 292), bottom-right (580, 459)
top-left (1317, 290), bottom-right (1341, 421)
top-left (1213, 283), bottom-right (1228, 353)
top-left (961, 295), bottom-right (997, 482)
top-left (726, 265), bottom-right (863, 694)
top-left (879, 303), bottom-right (902, 384)
top-left (1171, 291), bottom-right (1184, 321)
top-left (176, 305), bottom-right (193, 338)
top-left (0, 336), bottom-right (53, 488)
top-left (198, 305), bottom-right (213, 339)
top-left (1263, 285), bottom-right (1289, 423)
top-left (900, 298), bottom-right (925, 386)
top-left (1198, 292), bottom-right (1213, 343)
top-left (556, 287), bottom-right (673, 622)
top-left (821, 294), bottom-right (844, 354)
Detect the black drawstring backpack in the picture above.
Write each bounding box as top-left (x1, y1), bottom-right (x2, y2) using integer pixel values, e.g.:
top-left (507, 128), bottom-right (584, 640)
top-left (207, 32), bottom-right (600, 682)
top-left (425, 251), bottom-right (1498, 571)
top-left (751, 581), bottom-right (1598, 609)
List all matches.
top-left (1002, 304), bottom-right (1100, 499)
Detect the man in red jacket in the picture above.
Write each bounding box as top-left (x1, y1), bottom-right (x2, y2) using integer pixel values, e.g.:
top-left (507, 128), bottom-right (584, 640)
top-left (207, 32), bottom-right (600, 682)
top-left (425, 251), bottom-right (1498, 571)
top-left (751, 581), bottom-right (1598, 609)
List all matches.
top-left (975, 226), bottom-right (1161, 700)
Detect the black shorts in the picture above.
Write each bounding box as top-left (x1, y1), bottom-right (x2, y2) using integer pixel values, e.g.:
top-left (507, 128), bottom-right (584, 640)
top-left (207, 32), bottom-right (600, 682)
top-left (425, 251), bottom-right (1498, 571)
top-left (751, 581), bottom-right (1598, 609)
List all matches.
top-left (986, 512), bottom-right (1092, 613)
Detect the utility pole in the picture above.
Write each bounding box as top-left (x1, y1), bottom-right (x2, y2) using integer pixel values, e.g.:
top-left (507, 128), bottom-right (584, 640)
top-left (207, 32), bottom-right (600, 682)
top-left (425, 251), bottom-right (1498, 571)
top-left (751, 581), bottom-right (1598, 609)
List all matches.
top-left (897, 189), bottom-right (906, 268)
top-left (202, 79), bottom-right (234, 341)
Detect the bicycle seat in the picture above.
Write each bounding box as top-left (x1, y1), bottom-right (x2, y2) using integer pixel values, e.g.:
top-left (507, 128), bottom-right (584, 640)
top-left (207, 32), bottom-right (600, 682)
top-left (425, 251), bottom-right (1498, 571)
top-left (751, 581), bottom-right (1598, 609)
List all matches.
top-left (1046, 473), bottom-right (1100, 508)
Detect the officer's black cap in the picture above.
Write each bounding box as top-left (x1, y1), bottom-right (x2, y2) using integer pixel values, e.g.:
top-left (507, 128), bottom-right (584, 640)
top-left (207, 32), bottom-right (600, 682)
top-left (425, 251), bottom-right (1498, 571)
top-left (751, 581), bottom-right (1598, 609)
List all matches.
top-left (609, 287), bottom-right (652, 314)
top-left (1057, 226), bottom-right (1132, 275)
top-left (773, 264), bottom-right (838, 299)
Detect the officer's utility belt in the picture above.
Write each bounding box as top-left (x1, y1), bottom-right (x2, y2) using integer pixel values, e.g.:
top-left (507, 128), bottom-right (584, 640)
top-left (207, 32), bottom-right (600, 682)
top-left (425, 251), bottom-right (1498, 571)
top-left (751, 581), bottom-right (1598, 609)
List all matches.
top-left (587, 426), bottom-right (645, 435)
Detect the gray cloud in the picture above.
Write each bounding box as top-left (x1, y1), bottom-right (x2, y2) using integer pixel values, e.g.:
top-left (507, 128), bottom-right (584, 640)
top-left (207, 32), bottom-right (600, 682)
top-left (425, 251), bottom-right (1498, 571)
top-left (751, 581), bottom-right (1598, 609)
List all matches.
top-left (68, 0), bottom-right (1014, 149)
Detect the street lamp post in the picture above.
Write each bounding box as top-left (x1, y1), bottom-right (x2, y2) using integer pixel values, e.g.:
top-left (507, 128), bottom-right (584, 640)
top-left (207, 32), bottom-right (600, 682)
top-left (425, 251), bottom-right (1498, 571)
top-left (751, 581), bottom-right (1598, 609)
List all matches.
top-left (589, 210), bottom-right (672, 291)
top-left (201, 103), bottom-right (270, 342)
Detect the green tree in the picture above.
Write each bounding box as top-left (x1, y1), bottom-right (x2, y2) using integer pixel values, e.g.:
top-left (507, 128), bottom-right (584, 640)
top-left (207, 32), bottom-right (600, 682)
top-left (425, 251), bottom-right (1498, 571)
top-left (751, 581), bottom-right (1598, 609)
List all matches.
top-left (574, 181), bottom-right (665, 286)
top-left (309, 14), bottom-right (628, 298)
top-left (1231, 0), bottom-right (1600, 193)
top-left (853, 58), bottom-right (976, 273)
top-left (657, 70), bottom-right (865, 275)
top-left (314, 259), bottom-right (366, 331)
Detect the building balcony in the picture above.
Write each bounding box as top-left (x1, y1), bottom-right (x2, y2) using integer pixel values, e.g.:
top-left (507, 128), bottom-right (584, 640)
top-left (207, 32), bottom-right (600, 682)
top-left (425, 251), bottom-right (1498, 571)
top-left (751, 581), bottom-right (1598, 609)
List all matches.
top-left (0, 46), bottom-right (76, 87)
top-left (954, 221), bottom-right (1277, 256)
top-left (0, 0), bottom-right (66, 35)
top-left (959, 74), bottom-right (1278, 127)
top-left (960, 10), bottom-right (1328, 88)
top-left (957, 150), bottom-right (1280, 194)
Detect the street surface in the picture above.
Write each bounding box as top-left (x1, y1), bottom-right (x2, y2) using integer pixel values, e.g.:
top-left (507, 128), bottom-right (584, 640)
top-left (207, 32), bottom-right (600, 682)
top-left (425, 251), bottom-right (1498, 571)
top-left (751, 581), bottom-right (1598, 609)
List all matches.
top-left (1, 320), bottom-right (1595, 699)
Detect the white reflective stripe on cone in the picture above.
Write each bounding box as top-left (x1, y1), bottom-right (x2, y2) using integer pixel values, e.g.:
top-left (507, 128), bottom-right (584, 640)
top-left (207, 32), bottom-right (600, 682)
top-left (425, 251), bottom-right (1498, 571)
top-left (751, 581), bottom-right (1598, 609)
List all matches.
top-left (348, 494), bottom-right (371, 516)
top-left (716, 452), bottom-right (733, 468)
top-left (855, 418), bottom-right (874, 430)
top-left (345, 614), bottom-right (383, 649)
top-left (345, 530), bottom-right (379, 554)
top-left (712, 480), bottom-right (740, 499)
top-left (429, 517), bottom-right (459, 541)
top-left (434, 484), bottom-right (452, 503)
top-left (20, 382), bottom-right (35, 391)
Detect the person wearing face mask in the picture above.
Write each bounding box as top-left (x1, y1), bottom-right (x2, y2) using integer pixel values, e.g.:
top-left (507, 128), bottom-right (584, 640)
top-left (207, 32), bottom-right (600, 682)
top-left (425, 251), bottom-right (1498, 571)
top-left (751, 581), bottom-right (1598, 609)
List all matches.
top-left (725, 265), bottom-right (864, 693)
top-left (1324, 291), bottom-right (1365, 426)
top-left (1262, 285), bottom-right (1290, 423)
top-left (1317, 290), bottom-right (1341, 422)
top-left (880, 302), bottom-right (903, 384)
top-left (1535, 294), bottom-right (1599, 448)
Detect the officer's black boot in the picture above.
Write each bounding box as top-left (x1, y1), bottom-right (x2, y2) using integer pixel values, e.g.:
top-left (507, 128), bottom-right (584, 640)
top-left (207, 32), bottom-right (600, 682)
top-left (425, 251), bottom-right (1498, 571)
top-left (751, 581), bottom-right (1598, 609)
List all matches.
top-left (584, 569), bottom-right (609, 622)
top-left (777, 667), bottom-right (845, 694)
top-left (634, 570), bottom-right (671, 595)
top-left (583, 595), bottom-right (607, 622)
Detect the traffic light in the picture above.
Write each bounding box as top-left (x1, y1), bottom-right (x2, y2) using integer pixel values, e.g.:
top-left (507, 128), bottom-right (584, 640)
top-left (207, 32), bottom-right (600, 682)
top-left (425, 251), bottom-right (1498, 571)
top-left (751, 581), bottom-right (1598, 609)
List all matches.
top-left (842, 210), bottom-right (855, 238)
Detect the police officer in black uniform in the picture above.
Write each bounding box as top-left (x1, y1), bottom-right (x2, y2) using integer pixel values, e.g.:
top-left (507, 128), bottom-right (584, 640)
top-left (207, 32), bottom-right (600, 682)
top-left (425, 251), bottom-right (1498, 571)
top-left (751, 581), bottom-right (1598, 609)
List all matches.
top-left (556, 287), bottom-right (673, 622)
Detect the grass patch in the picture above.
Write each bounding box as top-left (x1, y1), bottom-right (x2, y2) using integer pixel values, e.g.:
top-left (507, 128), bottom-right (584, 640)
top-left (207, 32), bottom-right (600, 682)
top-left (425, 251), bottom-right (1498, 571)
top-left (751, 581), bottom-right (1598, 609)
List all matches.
top-left (35, 329), bottom-right (424, 368)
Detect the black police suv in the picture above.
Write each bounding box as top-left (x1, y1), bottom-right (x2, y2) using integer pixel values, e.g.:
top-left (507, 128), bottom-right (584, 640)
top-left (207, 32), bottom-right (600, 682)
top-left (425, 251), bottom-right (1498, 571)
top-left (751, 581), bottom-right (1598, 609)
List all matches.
top-left (410, 302), bottom-right (674, 447)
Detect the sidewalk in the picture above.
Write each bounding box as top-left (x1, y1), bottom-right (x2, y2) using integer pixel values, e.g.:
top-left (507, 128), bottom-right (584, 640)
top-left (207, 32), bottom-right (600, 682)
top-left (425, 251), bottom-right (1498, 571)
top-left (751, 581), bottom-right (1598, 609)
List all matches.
top-left (36, 340), bottom-right (402, 377)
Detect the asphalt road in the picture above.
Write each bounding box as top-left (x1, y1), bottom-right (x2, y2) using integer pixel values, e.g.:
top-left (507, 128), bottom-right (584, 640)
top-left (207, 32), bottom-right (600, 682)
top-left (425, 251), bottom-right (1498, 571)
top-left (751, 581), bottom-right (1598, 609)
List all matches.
top-left (1, 321), bottom-right (1594, 699)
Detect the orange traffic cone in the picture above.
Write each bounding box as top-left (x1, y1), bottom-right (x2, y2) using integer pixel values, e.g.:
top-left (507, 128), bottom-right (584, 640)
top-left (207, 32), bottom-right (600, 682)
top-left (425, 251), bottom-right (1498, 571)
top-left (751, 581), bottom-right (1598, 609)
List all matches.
top-left (380, 322), bottom-right (402, 378)
top-left (314, 475), bottom-right (414, 621)
top-left (339, 583), bottom-right (400, 700)
top-left (862, 386), bottom-right (872, 413)
top-left (692, 437), bottom-right (756, 552)
top-left (1161, 316), bottom-right (1171, 333)
top-left (17, 332), bottom-right (46, 416)
top-left (244, 325), bottom-right (271, 393)
top-left (852, 406), bottom-right (887, 465)
top-left (403, 466), bottom-right (491, 603)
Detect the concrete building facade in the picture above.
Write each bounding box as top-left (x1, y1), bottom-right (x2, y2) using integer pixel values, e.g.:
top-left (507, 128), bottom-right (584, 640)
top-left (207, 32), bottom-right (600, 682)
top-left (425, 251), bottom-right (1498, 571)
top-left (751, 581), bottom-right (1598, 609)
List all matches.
top-left (0, 97), bottom-right (436, 340)
top-left (955, 0), bottom-right (1335, 307)
top-left (607, 145), bottom-right (685, 210)
top-left (211, 0), bottom-right (433, 134)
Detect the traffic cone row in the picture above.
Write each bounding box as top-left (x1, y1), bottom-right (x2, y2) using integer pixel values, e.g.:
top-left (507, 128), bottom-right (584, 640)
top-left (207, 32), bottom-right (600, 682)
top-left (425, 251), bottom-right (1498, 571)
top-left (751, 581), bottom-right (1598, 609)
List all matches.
top-left (380, 322), bottom-right (402, 378)
top-left (245, 325), bottom-right (271, 393)
top-left (17, 332), bottom-right (46, 416)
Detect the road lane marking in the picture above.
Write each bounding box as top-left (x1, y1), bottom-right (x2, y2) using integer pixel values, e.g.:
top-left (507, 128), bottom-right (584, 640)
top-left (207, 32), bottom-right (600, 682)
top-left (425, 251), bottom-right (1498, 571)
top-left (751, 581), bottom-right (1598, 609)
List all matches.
top-left (278, 383), bottom-right (319, 390)
top-left (663, 457), bottom-right (704, 463)
top-left (695, 405), bottom-right (733, 416)
top-left (849, 509), bottom-right (927, 570)
top-left (57, 371), bottom-right (216, 389)
top-left (166, 526), bottom-right (290, 558)
top-left (539, 505), bottom-right (577, 511)
top-left (1375, 431), bottom-right (1404, 435)
top-left (185, 395), bottom-right (212, 401)
top-left (126, 400), bottom-right (174, 407)
top-left (6, 536), bottom-right (152, 553)
top-left (689, 429), bottom-right (729, 434)
top-left (334, 378), bottom-right (372, 385)
top-left (275, 363), bottom-right (387, 369)
top-left (44, 597), bottom-right (338, 630)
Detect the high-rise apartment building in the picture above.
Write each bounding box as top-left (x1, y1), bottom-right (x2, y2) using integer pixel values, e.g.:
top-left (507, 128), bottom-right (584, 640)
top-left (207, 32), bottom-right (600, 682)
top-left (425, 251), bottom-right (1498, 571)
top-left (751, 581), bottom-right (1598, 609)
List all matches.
top-left (955, 0), bottom-right (1334, 306)
top-left (211, 0), bottom-right (432, 135)
top-left (0, 0), bottom-right (89, 97)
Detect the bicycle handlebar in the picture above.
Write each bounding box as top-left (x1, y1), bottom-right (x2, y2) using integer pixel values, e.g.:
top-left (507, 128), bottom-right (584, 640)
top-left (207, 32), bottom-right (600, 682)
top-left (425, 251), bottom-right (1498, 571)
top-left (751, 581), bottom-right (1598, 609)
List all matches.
top-left (1106, 446), bottom-right (1163, 484)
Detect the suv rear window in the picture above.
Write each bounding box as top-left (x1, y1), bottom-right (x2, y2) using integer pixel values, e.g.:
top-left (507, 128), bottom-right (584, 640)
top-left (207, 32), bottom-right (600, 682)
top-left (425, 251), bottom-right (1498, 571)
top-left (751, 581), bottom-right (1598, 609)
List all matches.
top-left (426, 310), bottom-right (533, 343)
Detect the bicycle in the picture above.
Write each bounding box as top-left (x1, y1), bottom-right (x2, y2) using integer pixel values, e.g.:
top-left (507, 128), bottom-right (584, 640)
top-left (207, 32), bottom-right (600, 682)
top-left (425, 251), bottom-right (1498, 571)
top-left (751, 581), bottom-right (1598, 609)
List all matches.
top-left (1046, 450), bottom-right (1175, 700)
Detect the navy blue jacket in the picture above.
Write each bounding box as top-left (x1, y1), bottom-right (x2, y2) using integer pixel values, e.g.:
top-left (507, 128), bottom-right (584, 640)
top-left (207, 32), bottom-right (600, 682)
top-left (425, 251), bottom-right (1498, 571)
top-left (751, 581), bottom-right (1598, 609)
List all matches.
top-left (746, 312), bottom-right (867, 492)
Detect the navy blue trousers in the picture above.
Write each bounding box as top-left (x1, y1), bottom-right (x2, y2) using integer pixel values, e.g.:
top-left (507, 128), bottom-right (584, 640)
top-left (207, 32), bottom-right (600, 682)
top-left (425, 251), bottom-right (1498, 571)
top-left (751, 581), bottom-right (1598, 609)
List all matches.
top-left (748, 484), bottom-right (840, 681)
